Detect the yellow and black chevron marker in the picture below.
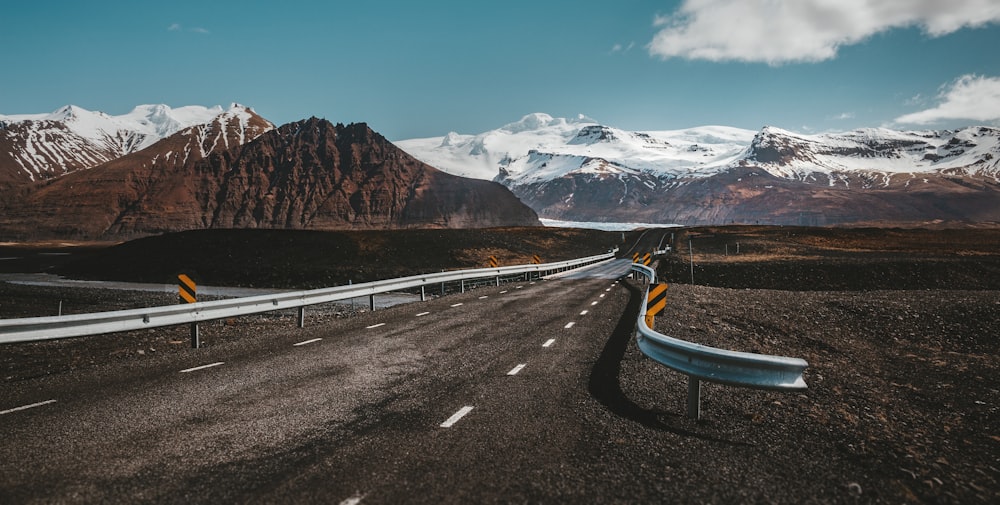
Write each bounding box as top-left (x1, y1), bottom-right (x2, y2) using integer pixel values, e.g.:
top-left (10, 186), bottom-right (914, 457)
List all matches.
top-left (632, 252), bottom-right (639, 263)
top-left (642, 252), bottom-right (652, 266)
top-left (178, 274), bottom-right (197, 304)
top-left (489, 255), bottom-right (499, 268)
top-left (644, 283), bottom-right (668, 327)
top-left (531, 254), bottom-right (541, 264)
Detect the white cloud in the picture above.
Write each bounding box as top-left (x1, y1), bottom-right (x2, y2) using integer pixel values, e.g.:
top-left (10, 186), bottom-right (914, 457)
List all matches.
top-left (167, 23), bottom-right (210, 34)
top-left (648, 0), bottom-right (1000, 64)
top-left (895, 74), bottom-right (1000, 125)
top-left (610, 42), bottom-right (636, 54)
top-left (833, 112), bottom-right (855, 120)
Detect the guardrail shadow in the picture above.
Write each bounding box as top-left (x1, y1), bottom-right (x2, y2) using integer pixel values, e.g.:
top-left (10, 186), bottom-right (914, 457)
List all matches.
top-left (586, 279), bottom-right (751, 447)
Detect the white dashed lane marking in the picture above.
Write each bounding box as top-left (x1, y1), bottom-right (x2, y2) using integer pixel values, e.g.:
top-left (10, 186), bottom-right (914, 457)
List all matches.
top-left (580, 310), bottom-right (588, 315)
top-left (366, 323), bottom-right (386, 329)
top-left (542, 339), bottom-right (556, 348)
top-left (507, 364), bottom-right (526, 376)
top-left (1, 399), bottom-right (56, 416)
top-left (499, 290), bottom-right (508, 294)
top-left (416, 312), bottom-right (430, 317)
top-left (478, 296), bottom-right (488, 299)
top-left (591, 301), bottom-right (599, 306)
top-left (564, 322), bottom-right (575, 329)
top-left (180, 362), bottom-right (224, 373)
top-left (450, 303), bottom-right (463, 307)
top-left (293, 338), bottom-right (322, 346)
top-left (440, 406), bottom-right (474, 428)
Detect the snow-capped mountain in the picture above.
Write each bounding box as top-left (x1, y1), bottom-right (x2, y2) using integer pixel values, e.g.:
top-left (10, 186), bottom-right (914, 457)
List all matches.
top-left (0, 103), bottom-right (271, 186)
top-left (395, 112), bottom-right (755, 182)
top-left (397, 114), bottom-right (1000, 225)
top-left (741, 126), bottom-right (1000, 185)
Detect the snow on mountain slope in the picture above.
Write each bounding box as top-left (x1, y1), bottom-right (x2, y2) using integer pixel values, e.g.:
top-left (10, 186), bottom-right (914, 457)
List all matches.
top-left (395, 113), bottom-right (755, 183)
top-left (398, 114), bottom-right (1000, 190)
top-left (0, 103), bottom-right (269, 184)
top-left (743, 126), bottom-right (1000, 185)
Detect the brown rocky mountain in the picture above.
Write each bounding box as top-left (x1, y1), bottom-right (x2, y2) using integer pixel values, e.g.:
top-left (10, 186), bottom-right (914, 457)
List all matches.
top-left (0, 117), bottom-right (539, 240)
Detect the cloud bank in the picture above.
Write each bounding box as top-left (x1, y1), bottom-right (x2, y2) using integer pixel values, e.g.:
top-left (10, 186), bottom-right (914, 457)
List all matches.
top-left (649, 0), bottom-right (1000, 65)
top-left (895, 74), bottom-right (1000, 125)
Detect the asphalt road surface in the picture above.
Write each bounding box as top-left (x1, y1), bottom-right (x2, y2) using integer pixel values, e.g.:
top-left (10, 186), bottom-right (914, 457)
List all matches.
top-left (2, 258), bottom-right (693, 504)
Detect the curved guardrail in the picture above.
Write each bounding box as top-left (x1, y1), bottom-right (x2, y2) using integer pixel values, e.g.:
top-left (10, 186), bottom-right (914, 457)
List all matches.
top-left (630, 262), bottom-right (808, 419)
top-left (0, 251), bottom-right (616, 345)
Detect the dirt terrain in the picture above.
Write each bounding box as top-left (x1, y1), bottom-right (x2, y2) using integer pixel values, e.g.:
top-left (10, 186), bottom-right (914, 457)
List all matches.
top-left (2, 226), bottom-right (999, 503)
top-left (646, 226), bottom-right (1000, 503)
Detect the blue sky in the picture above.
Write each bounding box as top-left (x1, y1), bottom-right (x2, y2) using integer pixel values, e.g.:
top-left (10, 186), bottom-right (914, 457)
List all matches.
top-left (2, 0), bottom-right (999, 139)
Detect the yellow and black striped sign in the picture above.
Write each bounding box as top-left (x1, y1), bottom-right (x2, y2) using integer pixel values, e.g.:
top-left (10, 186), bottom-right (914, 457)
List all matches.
top-left (178, 274), bottom-right (197, 304)
top-left (489, 255), bottom-right (499, 268)
top-left (644, 282), bottom-right (668, 327)
top-left (632, 252), bottom-right (639, 262)
top-left (531, 254), bottom-right (541, 264)
top-left (642, 252), bottom-right (652, 266)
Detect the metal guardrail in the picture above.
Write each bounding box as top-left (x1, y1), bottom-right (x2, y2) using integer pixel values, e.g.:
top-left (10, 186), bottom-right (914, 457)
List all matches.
top-left (0, 251), bottom-right (616, 345)
top-left (630, 262), bottom-right (808, 419)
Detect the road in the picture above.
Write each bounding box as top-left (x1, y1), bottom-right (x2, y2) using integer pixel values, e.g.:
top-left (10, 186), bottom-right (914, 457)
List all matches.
top-left (2, 258), bottom-right (698, 504)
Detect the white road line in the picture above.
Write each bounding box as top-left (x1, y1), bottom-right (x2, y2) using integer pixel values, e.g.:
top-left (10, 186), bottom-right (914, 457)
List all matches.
top-left (499, 290), bottom-right (508, 294)
top-left (591, 301), bottom-right (599, 306)
top-left (580, 310), bottom-right (589, 315)
top-left (478, 295), bottom-right (488, 299)
top-left (1, 399), bottom-right (56, 416)
top-left (507, 364), bottom-right (526, 376)
top-left (339, 493), bottom-right (366, 505)
top-left (606, 288), bottom-right (612, 292)
top-left (416, 311), bottom-right (430, 317)
top-left (366, 323), bottom-right (385, 329)
top-left (564, 322), bottom-right (575, 329)
top-left (515, 286), bottom-right (523, 289)
top-left (450, 303), bottom-right (463, 307)
top-left (599, 294), bottom-right (606, 298)
top-left (293, 338), bottom-right (322, 346)
top-left (440, 406), bottom-right (474, 428)
top-left (180, 362), bottom-right (224, 373)
top-left (543, 339), bottom-right (556, 348)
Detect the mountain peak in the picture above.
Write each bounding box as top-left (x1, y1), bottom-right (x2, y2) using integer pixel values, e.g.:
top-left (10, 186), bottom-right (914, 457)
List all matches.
top-left (500, 112), bottom-right (597, 134)
top-left (0, 103), bottom-right (273, 187)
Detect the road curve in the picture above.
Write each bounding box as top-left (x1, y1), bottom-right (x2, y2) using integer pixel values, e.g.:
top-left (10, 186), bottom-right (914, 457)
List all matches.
top-left (2, 259), bottom-right (682, 503)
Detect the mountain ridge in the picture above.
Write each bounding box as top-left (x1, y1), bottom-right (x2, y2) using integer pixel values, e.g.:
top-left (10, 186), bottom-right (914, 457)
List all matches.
top-left (0, 116), bottom-right (540, 239)
top-left (396, 113), bottom-right (1000, 225)
top-left (0, 103), bottom-right (271, 187)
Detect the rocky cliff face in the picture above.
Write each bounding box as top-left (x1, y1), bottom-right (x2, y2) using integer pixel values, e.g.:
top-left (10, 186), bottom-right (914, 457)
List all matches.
top-left (0, 118), bottom-right (539, 240)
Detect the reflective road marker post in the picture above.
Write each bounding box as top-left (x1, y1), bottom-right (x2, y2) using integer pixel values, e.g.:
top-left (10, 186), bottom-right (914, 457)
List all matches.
top-left (178, 274), bottom-right (199, 348)
top-left (645, 283), bottom-right (668, 328)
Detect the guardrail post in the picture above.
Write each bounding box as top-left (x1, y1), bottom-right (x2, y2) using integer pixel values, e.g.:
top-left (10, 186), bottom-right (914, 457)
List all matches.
top-left (369, 295), bottom-right (375, 311)
top-left (298, 306), bottom-right (305, 328)
top-left (190, 323), bottom-right (199, 349)
top-left (461, 279), bottom-right (465, 293)
top-left (420, 285), bottom-right (426, 301)
top-left (495, 275), bottom-right (500, 286)
top-left (687, 377), bottom-right (701, 420)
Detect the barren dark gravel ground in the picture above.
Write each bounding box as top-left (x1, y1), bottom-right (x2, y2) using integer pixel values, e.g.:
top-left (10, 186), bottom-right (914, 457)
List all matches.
top-left (2, 226), bottom-right (999, 503)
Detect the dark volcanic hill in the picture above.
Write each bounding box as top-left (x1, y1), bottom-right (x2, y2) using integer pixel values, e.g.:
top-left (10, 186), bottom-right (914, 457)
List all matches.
top-left (0, 118), bottom-right (539, 240)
